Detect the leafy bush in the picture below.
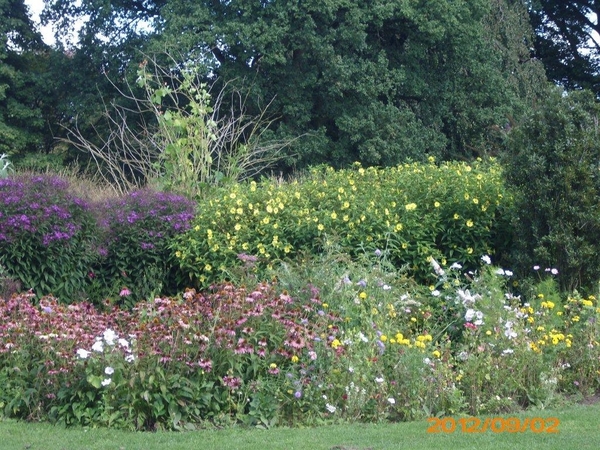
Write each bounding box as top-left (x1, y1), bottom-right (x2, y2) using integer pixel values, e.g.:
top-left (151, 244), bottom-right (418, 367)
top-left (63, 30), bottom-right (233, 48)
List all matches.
top-left (503, 88), bottom-right (600, 292)
top-left (0, 174), bottom-right (99, 300)
top-left (89, 188), bottom-right (196, 306)
top-left (171, 159), bottom-right (513, 288)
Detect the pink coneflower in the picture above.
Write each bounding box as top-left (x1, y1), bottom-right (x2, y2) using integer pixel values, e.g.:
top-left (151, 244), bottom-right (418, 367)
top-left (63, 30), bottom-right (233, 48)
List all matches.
top-left (119, 287), bottom-right (131, 297)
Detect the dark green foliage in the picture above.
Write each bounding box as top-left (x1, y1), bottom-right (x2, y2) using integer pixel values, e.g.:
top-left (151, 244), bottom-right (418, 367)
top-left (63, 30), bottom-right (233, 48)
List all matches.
top-left (503, 88), bottom-right (600, 291)
top-left (0, 174), bottom-right (99, 300)
top-left (527, 0), bottom-right (600, 94)
top-left (158, 0), bottom-right (540, 168)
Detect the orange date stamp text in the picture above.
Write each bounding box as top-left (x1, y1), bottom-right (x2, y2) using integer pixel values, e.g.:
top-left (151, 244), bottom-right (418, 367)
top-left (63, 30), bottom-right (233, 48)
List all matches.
top-left (427, 416), bottom-right (560, 433)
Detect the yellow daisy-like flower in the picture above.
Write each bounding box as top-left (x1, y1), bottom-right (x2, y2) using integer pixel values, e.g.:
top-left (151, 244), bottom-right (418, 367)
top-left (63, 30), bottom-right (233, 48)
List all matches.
top-left (194, 225), bottom-right (200, 231)
top-left (359, 292), bottom-right (367, 300)
top-left (432, 350), bottom-right (441, 358)
top-left (467, 247), bottom-right (473, 254)
top-left (331, 339), bottom-right (341, 349)
top-left (380, 335), bottom-right (387, 342)
top-left (175, 251), bottom-right (182, 258)
top-left (466, 219), bottom-right (474, 227)
top-left (472, 198), bottom-right (479, 204)
top-left (454, 213), bottom-right (460, 220)
top-left (291, 355), bottom-right (299, 363)
top-left (434, 201), bottom-right (440, 208)
top-left (405, 203), bottom-right (417, 211)
top-left (317, 223), bottom-right (324, 231)
top-left (269, 363), bottom-right (277, 369)
top-left (234, 223), bottom-right (241, 231)
top-left (485, 330), bottom-right (492, 336)
top-left (204, 264), bottom-right (212, 272)
top-left (331, 212), bottom-right (337, 220)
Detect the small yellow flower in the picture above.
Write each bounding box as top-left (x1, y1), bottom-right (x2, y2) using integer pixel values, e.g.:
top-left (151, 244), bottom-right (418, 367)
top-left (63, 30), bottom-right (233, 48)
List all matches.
top-left (175, 251), bottom-right (182, 258)
top-left (485, 330), bottom-right (492, 336)
top-left (331, 212), bottom-right (337, 220)
top-left (322, 303), bottom-right (328, 309)
top-left (331, 339), bottom-right (341, 349)
top-left (234, 223), bottom-right (241, 231)
top-left (473, 198), bottom-right (479, 204)
top-left (380, 335), bottom-right (387, 342)
top-left (405, 203), bottom-right (417, 211)
top-left (434, 201), bottom-right (440, 208)
top-left (194, 225), bottom-right (200, 231)
top-left (410, 317), bottom-right (417, 323)
top-left (432, 350), bottom-right (441, 358)
top-left (317, 223), bottom-right (324, 231)
top-left (454, 213), bottom-right (460, 220)
top-left (466, 219), bottom-right (474, 228)
top-left (467, 247), bottom-right (473, 254)
top-left (291, 355), bottom-right (299, 363)
top-left (204, 264), bottom-right (212, 272)
top-left (269, 363), bottom-right (277, 369)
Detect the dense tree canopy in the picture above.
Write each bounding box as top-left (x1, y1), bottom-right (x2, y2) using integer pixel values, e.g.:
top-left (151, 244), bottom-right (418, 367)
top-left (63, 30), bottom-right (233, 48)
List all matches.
top-left (4, 0), bottom-right (549, 171)
top-left (157, 0), bottom-right (546, 168)
top-left (0, 0), bottom-right (48, 156)
top-left (527, 0), bottom-right (600, 94)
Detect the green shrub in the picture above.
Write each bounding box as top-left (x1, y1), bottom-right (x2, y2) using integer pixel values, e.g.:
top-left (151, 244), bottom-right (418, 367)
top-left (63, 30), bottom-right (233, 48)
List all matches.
top-left (171, 159), bottom-right (513, 288)
top-left (0, 174), bottom-right (99, 300)
top-left (503, 88), bottom-right (600, 292)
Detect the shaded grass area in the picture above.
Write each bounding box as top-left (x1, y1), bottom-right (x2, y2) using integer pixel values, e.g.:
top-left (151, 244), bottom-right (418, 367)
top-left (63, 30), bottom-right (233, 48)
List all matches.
top-left (2, 401), bottom-right (599, 450)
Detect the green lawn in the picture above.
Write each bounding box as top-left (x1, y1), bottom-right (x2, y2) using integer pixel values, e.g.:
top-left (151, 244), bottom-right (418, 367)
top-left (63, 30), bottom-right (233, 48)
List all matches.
top-left (2, 402), bottom-right (599, 450)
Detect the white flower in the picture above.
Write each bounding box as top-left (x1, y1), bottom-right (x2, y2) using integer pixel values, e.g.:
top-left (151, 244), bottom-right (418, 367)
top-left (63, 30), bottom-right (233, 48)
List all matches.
top-left (533, 265), bottom-right (540, 270)
top-left (325, 403), bottom-right (337, 413)
top-left (375, 376), bottom-right (384, 383)
top-left (495, 268), bottom-right (505, 276)
top-left (101, 378), bottom-right (112, 387)
top-left (104, 366), bottom-right (115, 375)
top-left (505, 270), bottom-right (513, 277)
top-left (387, 397), bottom-right (396, 405)
top-left (430, 258), bottom-right (445, 277)
top-left (465, 308), bottom-right (476, 322)
top-left (91, 340), bottom-right (104, 352)
top-left (481, 255), bottom-right (491, 265)
top-left (457, 289), bottom-right (480, 306)
top-left (502, 349), bottom-right (514, 355)
top-left (348, 366), bottom-right (354, 373)
top-left (551, 268), bottom-right (559, 275)
top-left (118, 338), bottom-right (129, 348)
top-left (423, 358), bottom-right (431, 365)
top-left (125, 354), bottom-right (136, 363)
top-left (358, 332), bottom-right (368, 342)
top-left (431, 290), bottom-right (440, 297)
top-left (450, 262), bottom-right (463, 270)
top-left (382, 284), bottom-right (391, 291)
top-left (76, 349), bottom-right (91, 359)
top-left (103, 329), bottom-right (117, 345)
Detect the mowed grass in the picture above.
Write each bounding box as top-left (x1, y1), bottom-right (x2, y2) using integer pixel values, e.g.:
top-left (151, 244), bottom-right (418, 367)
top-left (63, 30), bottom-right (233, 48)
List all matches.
top-left (2, 401), bottom-right (599, 450)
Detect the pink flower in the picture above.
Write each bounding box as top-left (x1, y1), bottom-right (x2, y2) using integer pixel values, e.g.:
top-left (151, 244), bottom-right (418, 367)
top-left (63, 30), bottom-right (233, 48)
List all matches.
top-left (119, 287), bottom-right (131, 297)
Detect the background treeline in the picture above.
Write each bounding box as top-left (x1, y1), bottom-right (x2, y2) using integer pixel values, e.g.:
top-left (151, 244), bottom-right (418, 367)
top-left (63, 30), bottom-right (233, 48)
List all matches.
top-left (0, 0), bottom-right (587, 170)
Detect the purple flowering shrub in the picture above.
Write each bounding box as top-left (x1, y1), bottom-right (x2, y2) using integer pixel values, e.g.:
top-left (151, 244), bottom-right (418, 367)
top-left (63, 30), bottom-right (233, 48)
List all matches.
top-left (90, 188), bottom-right (196, 306)
top-left (0, 174), bottom-right (99, 300)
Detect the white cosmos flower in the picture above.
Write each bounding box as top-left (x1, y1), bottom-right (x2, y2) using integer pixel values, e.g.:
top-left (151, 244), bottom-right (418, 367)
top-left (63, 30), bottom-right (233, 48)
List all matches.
top-left (103, 329), bottom-right (117, 345)
top-left (91, 340), bottom-right (104, 352)
top-left (481, 255), bottom-right (491, 265)
top-left (105, 366), bottom-right (115, 375)
top-left (101, 378), bottom-right (112, 387)
top-left (325, 403), bottom-right (337, 413)
top-left (76, 348), bottom-right (91, 359)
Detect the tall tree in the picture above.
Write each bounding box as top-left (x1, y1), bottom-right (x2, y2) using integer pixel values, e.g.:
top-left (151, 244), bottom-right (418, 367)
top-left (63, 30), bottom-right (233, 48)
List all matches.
top-left (0, 0), bottom-right (49, 156)
top-left (527, 0), bottom-right (600, 93)
top-left (158, 0), bottom-right (545, 168)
